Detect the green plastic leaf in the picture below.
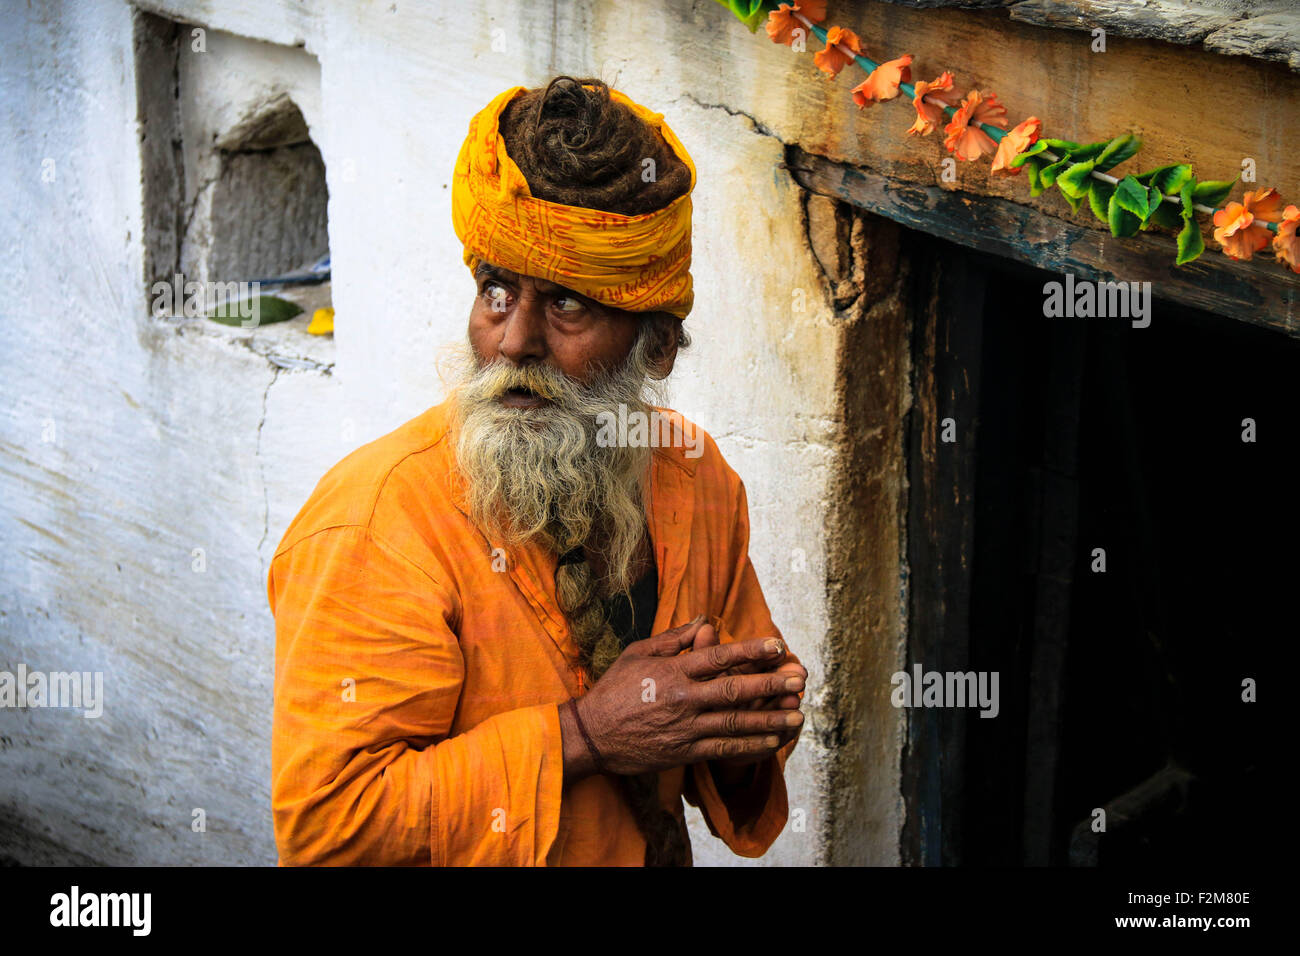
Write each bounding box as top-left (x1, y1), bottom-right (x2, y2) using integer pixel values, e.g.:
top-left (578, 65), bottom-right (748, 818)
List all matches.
top-left (1114, 174), bottom-right (1151, 221)
top-left (1009, 140), bottom-right (1050, 169)
top-left (206, 294), bottom-right (303, 327)
top-left (1040, 157), bottom-right (1071, 188)
top-left (1057, 159), bottom-right (1097, 200)
top-left (1148, 164), bottom-right (1193, 196)
top-left (1062, 190), bottom-right (1085, 215)
top-left (1089, 180), bottom-right (1116, 224)
top-left (1191, 176), bottom-right (1239, 208)
top-left (711, 0), bottom-right (771, 32)
top-left (1094, 133), bottom-right (1142, 173)
top-left (1176, 213), bottom-right (1205, 264)
top-left (1139, 185), bottom-right (1163, 229)
top-left (1043, 138), bottom-right (1081, 152)
top-left (1149, 195), bottom-right (1185, 230)
top-left (1175, 181), bottom-right (1205, 265)
top-left (1025, 156), bottom-right (1048, 197)
top-left (1108, 192), bottom-right (1142, 238)
top-left (1068, 140), bottom-right (1109, 163)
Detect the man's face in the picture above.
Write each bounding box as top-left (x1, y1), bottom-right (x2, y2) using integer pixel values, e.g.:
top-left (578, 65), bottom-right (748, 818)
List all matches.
top-left (452, 260), bottom-right (657, 577)
top-left (467, 261), bottom-right (642, 406)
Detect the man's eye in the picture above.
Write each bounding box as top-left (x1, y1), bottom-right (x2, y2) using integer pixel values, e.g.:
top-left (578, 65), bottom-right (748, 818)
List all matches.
top-left (554, 296), bottom-right (584, 314)
top-left (483, 283), bottom-right (509, 308)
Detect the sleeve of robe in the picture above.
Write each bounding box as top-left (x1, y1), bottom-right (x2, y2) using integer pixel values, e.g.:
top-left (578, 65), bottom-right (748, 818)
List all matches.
top-left (682, 474), bottom-right (802, 858)
top-left (268, 524), bottom-right (565, 866)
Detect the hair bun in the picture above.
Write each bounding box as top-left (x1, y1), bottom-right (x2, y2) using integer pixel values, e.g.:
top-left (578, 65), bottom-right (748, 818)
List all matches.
top-left (500, 75), bottom-right (691, 216)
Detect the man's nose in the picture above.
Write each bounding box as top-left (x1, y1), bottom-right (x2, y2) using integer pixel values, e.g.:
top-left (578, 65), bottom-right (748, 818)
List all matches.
top-left (496, 291), bottom-right (547, 365)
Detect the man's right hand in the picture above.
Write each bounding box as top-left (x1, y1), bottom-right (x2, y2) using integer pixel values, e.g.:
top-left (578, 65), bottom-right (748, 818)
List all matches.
top-left (559, 618), bottom-right (805, 781)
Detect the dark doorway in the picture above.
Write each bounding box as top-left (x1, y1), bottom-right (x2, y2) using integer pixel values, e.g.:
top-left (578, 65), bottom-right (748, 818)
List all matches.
top-left (901, 231), bottom-right (1289, 867)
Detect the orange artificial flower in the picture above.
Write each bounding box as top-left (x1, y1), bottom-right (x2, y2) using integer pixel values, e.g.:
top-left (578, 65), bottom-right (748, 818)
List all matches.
top-left (1271, 204), bottom-right (1300, 273)
top-left (1213, 187), bottom-right (1285, 261)
top-left (907, 71), bottom-right (962, 136)
top-left (943, 89), bottom-right (1009, 162)
top-left (852, 54), bottom-right (914, 108)
top-left (765, 0), bottom-right (828, 46)
top-left (991, 117), bottom-right (1043, 177)
top-left (814, 26), bottom-right (864, 77)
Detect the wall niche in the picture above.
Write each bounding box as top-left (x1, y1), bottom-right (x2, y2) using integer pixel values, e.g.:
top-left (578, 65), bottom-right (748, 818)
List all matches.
top-left (136, 12), bottom-right (331, 331)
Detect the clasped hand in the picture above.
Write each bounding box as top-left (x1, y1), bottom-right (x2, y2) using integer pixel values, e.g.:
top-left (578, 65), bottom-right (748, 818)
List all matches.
top-left (571, 617), bottom-right (806, 779)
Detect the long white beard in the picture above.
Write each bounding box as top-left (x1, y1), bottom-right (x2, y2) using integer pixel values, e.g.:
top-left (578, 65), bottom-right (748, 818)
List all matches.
top-left (450, 331), bottom-right (663, 594)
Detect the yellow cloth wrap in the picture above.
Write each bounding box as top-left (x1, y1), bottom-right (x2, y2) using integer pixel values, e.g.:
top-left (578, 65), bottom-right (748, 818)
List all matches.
top-left (451, 85), bottom-right (697, 320)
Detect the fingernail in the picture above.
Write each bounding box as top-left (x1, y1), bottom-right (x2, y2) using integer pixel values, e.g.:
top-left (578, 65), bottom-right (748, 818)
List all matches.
top-left (764, 638), bottom-right (781, 654)
top-left (764, 736), bottom-right (780, 747)
top-left (785, 677), bottom-right (804, 691)
top-left (785, 711), bottom-right (803, 727)
top-left (691, 613), bottom-right (707, 626)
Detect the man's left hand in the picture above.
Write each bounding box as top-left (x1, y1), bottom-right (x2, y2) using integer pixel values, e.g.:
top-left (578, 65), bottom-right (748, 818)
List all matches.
top-left (689, 621), bottom-right (805, 783)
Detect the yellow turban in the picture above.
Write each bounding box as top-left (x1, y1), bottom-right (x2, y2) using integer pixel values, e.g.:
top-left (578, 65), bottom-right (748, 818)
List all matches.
top-left (451, 85), bottom-right (696, 320)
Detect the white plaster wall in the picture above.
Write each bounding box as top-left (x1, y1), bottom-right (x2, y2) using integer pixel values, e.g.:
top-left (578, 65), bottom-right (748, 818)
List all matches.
top-left (0, 0), bottom-right (857, 865)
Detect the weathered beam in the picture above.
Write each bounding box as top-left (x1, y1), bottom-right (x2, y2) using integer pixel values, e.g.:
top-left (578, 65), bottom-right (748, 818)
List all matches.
top-left (874, 0), bottom-right (1300, 73)
top-left (787, 145), bottom-right (1299, 338)
top-left (1007, 0), bottom-right (1240, 47)
top-left (1203, 8), bottom-right (1300, 72)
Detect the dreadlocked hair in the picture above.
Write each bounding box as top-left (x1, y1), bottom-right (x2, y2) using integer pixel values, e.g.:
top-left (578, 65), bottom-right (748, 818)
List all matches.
top-left (499, 75), bottom-right (692, 216)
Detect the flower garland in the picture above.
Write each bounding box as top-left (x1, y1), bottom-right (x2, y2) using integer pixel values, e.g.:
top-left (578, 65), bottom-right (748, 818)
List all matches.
top-left (713, 0), bottom-right (1300, 273)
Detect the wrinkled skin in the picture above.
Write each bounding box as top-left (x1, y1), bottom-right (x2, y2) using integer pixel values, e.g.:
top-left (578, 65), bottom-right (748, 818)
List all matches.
top-left (561, 619), bottom-right (806, 783)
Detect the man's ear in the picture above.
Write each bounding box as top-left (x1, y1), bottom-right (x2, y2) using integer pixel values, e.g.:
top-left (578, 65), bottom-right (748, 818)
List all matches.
top-left (647, 313), bottom-right (680, 380)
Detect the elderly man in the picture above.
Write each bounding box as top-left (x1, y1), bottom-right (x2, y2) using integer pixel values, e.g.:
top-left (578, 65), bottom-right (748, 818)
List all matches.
top-left (268, 76), bottom-right (806, 866)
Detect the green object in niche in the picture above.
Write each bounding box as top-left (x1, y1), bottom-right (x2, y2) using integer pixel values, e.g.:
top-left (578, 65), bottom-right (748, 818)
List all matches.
top-left (206, 294), bottom-right (303, 328)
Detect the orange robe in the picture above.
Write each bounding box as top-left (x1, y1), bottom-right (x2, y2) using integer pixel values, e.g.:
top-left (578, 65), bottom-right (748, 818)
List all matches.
top-left (267, 399), bottom-right (798, 865)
